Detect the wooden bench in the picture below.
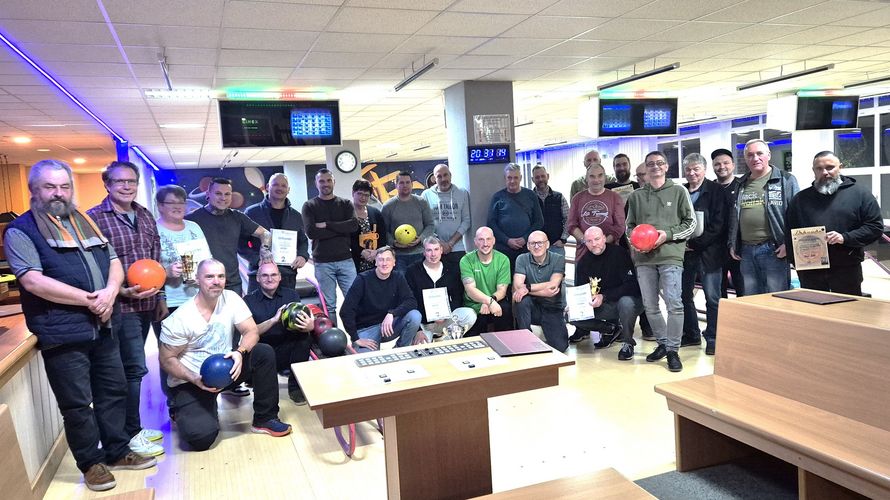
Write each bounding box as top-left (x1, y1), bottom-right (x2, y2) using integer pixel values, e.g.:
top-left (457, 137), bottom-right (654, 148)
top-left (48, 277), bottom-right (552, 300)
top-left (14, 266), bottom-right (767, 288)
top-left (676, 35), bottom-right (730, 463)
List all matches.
top-left (655, 290), bottom-right (890, 499)
top-left (471, 468), bottom-right (654, 499)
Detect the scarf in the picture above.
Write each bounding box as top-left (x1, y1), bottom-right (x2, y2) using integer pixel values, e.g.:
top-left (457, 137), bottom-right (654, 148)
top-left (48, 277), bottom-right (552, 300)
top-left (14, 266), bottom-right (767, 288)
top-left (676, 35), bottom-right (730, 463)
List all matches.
top-left (35, 209), bottom-right (109, 249)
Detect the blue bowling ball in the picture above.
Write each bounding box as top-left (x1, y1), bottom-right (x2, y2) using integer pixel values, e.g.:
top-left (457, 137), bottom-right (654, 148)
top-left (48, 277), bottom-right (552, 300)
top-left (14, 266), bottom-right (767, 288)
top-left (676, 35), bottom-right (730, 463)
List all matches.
top-left (200, 353), bottom-right (234, 389)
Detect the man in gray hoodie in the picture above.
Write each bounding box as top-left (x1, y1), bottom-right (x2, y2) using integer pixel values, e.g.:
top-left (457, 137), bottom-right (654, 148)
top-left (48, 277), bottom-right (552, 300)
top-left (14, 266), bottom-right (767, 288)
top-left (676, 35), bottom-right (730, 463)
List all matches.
top-left (421, 164), bottom-right (472, 269)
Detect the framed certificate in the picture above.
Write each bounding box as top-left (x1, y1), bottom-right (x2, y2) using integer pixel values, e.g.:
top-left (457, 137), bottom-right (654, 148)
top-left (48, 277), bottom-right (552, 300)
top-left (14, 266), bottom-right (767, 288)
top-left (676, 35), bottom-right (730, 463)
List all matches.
top-left (566, 285), bottom-right (595, 322)
top-left (271, 229), bottom-right (299, 266)
top-left (791, 226), bottom-right (830, 271)
top-left (422, 288), bottom-right (451, 321)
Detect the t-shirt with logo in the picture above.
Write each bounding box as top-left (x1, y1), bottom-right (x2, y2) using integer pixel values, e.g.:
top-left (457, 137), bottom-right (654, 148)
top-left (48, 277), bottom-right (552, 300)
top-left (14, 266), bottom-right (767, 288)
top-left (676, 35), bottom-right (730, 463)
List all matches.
top-left (567, 189), bottom-right (626, 261)
top-left (739, 173), bottom-right (771, 244)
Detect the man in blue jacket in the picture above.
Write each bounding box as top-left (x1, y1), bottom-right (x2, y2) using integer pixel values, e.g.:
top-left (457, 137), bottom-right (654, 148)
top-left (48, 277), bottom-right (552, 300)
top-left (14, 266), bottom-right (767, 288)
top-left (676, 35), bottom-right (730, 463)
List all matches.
top-left (488, 163), bottom-right (544, 271)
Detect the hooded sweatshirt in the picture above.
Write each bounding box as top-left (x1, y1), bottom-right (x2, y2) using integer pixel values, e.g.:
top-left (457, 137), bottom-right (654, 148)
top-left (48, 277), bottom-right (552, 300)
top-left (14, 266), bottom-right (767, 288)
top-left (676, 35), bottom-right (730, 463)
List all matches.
top-left (625, 178), bottom-right (696, 267)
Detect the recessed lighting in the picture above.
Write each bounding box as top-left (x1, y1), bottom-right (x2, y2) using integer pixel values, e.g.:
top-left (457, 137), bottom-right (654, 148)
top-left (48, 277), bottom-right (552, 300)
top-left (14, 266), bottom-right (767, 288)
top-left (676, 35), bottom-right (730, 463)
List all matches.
top-left (13, 136), bottom-right (31, 144)
top-left (37, 148), bottom-right (50, 152)
top-left (159, 123), bottom-right (205, 129)
top-left (177, 161), bottom-right (198, 166)
top-left (73, 158), bottom-right (86, 164)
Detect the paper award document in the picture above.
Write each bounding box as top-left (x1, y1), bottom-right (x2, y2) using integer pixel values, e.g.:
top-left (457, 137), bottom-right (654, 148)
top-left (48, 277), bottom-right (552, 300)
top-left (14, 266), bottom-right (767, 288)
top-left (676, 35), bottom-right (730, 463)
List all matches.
top-left (791, 226), bottom-right (830, 271)
top-left (566, 285), bottom-right (595, 322)
top-left (422, 288), bottom-right (451, 321)
top-left (271, 229), bottom-right (299, 266)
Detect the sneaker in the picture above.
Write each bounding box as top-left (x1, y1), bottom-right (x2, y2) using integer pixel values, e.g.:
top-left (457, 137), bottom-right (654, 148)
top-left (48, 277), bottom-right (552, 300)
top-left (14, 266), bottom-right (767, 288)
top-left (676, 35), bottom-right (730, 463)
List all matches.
top-left (138, 428), bottom-right (163, 442)
top-left (641, 333), bottom-right (656, 341)
top-left (705, 339), bottom-right (716, 356)
top-left (618, 343), bottom-right (634, 361)
top-left (593, 329), bottom-right (620, 349)
top-left (666, 351), bottom-right (683, 372)
top-left (84, 463), bottom-right (116, 491)
top-left (680, 335), bottom-right (702, 347)
top-left (224, 384), bottom-right (251, 397)
top-left (646, 345), bottom-right (668, 362)
top-left (109, 452), bottom-right (158, 471)
top-left (252, 418), bottom-right (293, 437)
top-left (288, 389), bottom-right (307, 406)
top-left (568, 331), bottom-right (589, 344)
top-left (128, 433), bottom-right (164, 457)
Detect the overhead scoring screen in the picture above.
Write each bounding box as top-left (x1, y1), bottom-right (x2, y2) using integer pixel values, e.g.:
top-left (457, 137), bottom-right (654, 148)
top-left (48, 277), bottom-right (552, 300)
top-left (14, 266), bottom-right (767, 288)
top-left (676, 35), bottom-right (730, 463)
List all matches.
top-left (598, 98), bottom-right (678, 137)
top-left (219, 99), bottom-right (341, 148)
top-left (796, 96), bottom-right (859, 130)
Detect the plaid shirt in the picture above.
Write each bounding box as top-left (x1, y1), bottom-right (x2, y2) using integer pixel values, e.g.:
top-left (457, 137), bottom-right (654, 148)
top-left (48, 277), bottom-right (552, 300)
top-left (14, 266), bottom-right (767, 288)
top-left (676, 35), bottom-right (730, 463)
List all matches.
top-left (87, 197), bottom-right (161, 313)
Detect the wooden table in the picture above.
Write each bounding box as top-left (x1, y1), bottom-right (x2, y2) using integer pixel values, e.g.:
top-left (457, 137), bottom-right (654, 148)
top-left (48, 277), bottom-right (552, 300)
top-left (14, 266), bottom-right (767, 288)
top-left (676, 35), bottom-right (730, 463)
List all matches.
top-left (292, 333), bottom-right (574, 500)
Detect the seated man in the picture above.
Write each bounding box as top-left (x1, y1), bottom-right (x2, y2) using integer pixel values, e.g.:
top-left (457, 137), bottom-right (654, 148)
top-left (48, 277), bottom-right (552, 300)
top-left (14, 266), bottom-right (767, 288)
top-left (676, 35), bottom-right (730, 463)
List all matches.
top-left (405, 236), bottom-right (477, 340)
top-left (512, 231), bottom-right (568, 352)
top-left (572, 227), bottom-right (644, 360)
top-left (340, 247), bottom-right (423, 352)
top-left (243, 261), bottom-right (314, 405)
top-left (461, 226), bottom-right (513, 336)
top-left (160, 259), bottom-right (292, 451)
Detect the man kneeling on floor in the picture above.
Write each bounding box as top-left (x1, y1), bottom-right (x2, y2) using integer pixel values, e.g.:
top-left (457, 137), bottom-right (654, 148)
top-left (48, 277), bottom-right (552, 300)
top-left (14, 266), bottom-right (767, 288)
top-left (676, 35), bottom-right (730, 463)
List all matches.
top-left (340, 246), bottom-right (424, 352)
top-left (160, 259), bottom-right (292, 451)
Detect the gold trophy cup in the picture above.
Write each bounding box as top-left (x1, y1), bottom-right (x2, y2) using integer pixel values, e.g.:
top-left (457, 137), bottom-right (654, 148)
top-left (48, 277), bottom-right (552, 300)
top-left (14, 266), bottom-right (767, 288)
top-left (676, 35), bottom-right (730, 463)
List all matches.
top-left (589, 277), bottom-right (601, 297)
top-left (180, 254), bottom-right (195, 283)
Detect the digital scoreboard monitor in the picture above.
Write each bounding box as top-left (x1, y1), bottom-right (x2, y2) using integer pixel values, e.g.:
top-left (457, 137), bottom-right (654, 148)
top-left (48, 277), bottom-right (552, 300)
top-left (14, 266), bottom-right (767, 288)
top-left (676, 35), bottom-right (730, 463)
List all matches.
top-left (796, 96), bottom-right (859, 130)
top-left (598, 98), bottom-right (678, 137)
top-left (468, 144), bottom-right (510, 165)
top-left (219, 100), bottom-right (341, 148)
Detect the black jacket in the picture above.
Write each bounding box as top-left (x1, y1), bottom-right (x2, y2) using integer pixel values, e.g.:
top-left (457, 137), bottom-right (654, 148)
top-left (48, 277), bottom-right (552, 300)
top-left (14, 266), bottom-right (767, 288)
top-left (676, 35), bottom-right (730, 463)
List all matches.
top-left (574, 244), bottom-right (640, 303)
top-left (785, 175), bottom-right (884, 268)
top-left (404, 260), bottom-right (465, 324)
top-left (684, 178), bottom-right (728, 271)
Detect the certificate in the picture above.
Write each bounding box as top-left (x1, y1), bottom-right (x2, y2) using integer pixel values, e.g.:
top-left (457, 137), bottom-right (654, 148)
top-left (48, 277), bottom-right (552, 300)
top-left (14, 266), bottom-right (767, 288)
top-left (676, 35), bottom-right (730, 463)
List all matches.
top-left (173, 238), bottom-right (212, 264)
top-left (271, 229), bottom-right (299, 266)
top-left (566, 285), bottom-right (595, 322)
top-left (791, 226), bottom-right (830, 271)
top-left (422, 288), bottom-right (451, 321)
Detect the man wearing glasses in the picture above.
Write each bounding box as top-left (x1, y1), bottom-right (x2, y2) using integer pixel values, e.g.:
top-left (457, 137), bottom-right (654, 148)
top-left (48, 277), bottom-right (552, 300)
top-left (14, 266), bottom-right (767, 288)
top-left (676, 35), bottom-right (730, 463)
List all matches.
top-left (87, 161), bottom-right (164, 457)
top-left (626, 151), bottom-right (697, 372)
top-left (512, 231), bottom-right (568, 352)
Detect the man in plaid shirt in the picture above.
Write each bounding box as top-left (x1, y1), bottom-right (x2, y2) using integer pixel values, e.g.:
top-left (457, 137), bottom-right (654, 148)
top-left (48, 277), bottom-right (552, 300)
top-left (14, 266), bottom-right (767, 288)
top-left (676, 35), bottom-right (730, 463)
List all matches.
top-left (87, 161), bottom-right (164, 457)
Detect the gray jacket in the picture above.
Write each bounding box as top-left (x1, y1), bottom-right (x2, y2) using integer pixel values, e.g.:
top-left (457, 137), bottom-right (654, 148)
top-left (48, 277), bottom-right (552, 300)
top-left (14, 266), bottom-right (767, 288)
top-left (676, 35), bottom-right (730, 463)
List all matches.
top-left (728, 165), bottom-right (799, 254)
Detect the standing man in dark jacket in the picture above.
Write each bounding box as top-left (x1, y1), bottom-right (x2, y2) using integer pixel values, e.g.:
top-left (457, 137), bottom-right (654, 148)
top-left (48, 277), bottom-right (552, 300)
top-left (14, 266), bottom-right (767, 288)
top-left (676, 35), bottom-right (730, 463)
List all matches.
top-left (679, 154), bottom-right (726, 355)
top-left (242, 173), bottom-right (309, 293)
top-left (488, 163), bottom-right (544, 270)
top-left (531, 164), bottom-right (569, 256)
top-left (712, 148), bottom-right (744, 297)
top-left (727, 139), bottom-right (799, 295)
top-left (786, 151), bottom-right (884, 296)
top-left (3, 160), bottom-right (156, 491)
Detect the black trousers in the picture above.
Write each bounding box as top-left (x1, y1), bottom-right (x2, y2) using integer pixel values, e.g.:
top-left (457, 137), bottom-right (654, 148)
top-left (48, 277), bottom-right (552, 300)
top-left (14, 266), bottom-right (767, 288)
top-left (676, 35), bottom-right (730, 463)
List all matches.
top-left (261, 332), bottom-right (312, 392)
top-left (797, 265), bottom-right (863, 296)
top-left (465, 298), bottom-right (513, 336)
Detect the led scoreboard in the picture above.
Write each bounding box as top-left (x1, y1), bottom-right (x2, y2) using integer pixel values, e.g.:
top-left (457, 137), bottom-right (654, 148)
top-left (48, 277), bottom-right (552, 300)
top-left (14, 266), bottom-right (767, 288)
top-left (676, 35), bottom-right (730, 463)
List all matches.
top-left (468, 144), bottom-right (510, 165)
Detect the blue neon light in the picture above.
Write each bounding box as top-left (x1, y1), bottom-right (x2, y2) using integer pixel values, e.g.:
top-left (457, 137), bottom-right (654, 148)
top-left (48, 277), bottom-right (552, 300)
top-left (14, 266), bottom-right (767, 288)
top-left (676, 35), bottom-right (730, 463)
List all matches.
top-left (836, 133), bottom-right (862, 139)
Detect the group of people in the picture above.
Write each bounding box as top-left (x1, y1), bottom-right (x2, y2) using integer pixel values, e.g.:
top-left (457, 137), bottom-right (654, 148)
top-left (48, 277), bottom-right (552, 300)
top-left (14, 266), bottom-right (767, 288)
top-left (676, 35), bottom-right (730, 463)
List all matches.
top-left (4, 139), bottom-right (883, 491)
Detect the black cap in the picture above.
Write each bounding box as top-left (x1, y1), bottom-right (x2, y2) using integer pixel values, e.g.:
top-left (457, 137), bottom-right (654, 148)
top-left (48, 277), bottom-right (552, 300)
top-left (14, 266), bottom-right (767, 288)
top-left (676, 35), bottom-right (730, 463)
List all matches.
top-left (711, 148), bottom-right (733, 161)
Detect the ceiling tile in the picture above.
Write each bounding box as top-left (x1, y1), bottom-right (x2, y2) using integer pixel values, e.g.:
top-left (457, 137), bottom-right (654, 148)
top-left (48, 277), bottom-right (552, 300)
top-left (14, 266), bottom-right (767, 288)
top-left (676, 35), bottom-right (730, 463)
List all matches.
top-left (0, 0), bottom-right (105, 22)
top-left (220, 29), bottom-right (320, 51)
top-left (418, 12), bottom-right (527, 37)
top-left (653, 22), bottom-right (751, 42)
top-left (0, 20), bottom-right (115, 45)
top-left (313, 33), bottom-right (409, 53)
top-left (501, 16), bottom-right (609, 39)
top-left (330, 8), bottom-right (440, 35)
top-left (347, 0), bottom-right (452, 9)
top-left (302, 51), bottom-right (384, 68)
top-left (222, 1), bottom-right (339, 30)
top-left (540, 0), bottom-right (651, 17)
top-left (442, 55), bottom-right (521, 69)
top-left (116, 25), bottom-right (221, 49)
top-left (216, 66), bottom-right (294, 79)
top-left (577, 19), bottom-right (683, 41)
top-left (103, 0), bottom-right (224, 27)
top-left (623, 0), bottom-right (741, 20)
top-left (289, 67), bottom-right (367, 79)
top-left (768, 0), bottom-right (885, 25)
top-left (698, 0), bottom-right (824, 22)
top-left (393, 36), bottom-right (489, 54)
top-left (218, 49), bottom-right (305, 67)
top-left (538, 40), bottom-right (626, 57)
top-left (449, 0), bottom-right (558, 15)
top-left (509, 56), bottom-right (588, 70)
top-left (469, 38), bottom-right (561, 56)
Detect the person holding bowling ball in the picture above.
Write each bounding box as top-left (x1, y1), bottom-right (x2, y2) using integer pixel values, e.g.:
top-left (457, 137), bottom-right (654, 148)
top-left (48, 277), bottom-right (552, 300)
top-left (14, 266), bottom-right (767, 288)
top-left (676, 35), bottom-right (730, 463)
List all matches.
top-left (160, 259), bottom-right (292, 451)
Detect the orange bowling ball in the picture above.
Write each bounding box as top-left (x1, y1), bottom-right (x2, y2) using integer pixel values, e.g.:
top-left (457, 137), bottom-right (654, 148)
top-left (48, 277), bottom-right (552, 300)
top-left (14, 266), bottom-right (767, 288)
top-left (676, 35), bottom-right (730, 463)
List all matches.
top-left (127, 259), bottom-right (166, 290)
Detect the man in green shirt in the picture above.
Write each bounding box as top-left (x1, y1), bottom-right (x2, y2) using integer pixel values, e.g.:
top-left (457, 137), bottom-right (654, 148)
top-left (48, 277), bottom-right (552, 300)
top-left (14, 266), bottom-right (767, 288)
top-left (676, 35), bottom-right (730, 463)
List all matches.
top-left (461, 226), bottom-right (512, 336)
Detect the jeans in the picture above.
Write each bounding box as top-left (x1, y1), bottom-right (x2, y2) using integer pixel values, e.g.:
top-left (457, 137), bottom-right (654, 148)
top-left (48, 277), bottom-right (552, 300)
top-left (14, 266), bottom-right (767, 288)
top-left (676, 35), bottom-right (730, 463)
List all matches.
top-left (681, 253), bottom-right (723, 342)
top-left (354, 310), bottom-right (422, 353)
top-left (739, 242), bottom-right (790, 296)
top-left (117, 310), bottom-right (152, 438)
top-left (636, 265), bottom-right (684, 351)
top-left (42, 331), bottom-right (130, 472)
top-left (169, 343), bottom-right (280, 451)
top-left (597, 295), bottom-right (644, 345)
top-left (420, 307), bottom-right (478, 340)
top-left (514, 296), bottom-right (568, 352)
top-left (549, 245), bottom-right (566, 256)
top-left (314, 258), bottom-right (357, 326)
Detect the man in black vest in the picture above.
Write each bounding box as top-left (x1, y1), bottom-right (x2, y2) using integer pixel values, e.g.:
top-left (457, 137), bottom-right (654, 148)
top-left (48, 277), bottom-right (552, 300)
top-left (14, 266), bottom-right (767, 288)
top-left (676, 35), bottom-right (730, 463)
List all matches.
top-left (531, 164), bottom-right (569, 256)
top-left (3, 160), bottom-right (156, 492)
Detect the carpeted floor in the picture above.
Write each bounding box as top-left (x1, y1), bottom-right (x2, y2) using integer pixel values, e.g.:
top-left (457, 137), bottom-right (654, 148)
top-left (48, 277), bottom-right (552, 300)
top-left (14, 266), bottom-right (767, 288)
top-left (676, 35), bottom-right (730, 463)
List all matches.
top-left (635, 456), bottom-right (798, 500)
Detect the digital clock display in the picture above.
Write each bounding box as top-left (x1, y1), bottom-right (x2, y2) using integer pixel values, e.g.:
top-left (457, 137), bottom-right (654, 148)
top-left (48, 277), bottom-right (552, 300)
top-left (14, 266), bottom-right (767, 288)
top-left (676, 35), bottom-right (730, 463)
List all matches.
top-left (468, 144), bottom-right (510, 165)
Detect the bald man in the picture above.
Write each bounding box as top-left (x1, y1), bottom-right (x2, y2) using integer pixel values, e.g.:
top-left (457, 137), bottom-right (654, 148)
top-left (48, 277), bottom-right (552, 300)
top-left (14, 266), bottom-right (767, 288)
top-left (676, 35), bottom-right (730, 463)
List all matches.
top-left (460, 226), bottom-right (513, 336)
top-left (512, 230), bottom-right (568, 352)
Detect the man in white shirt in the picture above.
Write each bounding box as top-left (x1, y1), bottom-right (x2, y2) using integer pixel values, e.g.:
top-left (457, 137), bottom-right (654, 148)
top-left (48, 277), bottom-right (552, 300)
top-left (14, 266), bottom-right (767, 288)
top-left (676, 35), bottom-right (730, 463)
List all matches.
top-left (160, 259), bottom-right (292, 451)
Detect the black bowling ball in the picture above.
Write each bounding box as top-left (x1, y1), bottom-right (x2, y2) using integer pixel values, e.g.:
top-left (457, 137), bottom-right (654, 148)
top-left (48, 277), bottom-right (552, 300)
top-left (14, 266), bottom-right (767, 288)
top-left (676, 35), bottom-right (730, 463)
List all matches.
top-left (318, 328), bottom-right (348, 357)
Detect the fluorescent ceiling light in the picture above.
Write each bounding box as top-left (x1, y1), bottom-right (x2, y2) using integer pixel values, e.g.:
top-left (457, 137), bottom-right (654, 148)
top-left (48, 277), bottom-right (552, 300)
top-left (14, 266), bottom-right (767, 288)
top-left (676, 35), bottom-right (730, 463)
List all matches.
top-left (144, 88), bottom-right (214, 100)
top-left (413, 145), bottom-right (431, 152)
top-left (844, 74), bottom-right (890, 89)
top-left (73, 158), bottom-right (86, 164)
top-left (159, 123), bottom-right (205, 129)
top-left (544, 141), bottom-right (568, 147)
top-left (514, 121), bottom-right (534, 128)
top-left (177, 161), bottom-right (198, 166)
top-left (395, 58), bottom-right (438, 92)
top-left (385, 152), bottom-right (398, 158)
top-left (12, 136), bottom-right (31, 144)
top-left (737, 64), bottom-right (834, 91)
top-left (37, 148), bottom-right (50, 152)
top-left (679, 116), bottom-right (717, 125)
top-left (597, 63), bottom-right (680, 91)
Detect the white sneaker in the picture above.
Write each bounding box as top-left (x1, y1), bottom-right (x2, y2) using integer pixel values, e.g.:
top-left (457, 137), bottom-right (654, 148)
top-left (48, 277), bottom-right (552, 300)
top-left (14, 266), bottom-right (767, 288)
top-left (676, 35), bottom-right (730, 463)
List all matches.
top-left (129, 433), bottom-right (164, 457)
top-left (138, 428), bottom-right (164, 442)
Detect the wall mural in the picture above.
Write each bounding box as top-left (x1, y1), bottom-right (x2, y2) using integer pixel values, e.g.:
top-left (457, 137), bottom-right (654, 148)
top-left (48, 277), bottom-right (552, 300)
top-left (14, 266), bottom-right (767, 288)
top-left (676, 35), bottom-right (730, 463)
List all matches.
top-left (153, 166), bottom-right (283, 213)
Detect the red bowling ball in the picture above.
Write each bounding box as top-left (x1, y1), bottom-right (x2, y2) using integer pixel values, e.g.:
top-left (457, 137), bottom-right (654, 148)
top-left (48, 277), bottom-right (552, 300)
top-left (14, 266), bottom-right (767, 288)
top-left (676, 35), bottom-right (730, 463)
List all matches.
top-left (630, 224), bottom-right (660, 252)
top-left (127, 259), bottom-right (166, 290)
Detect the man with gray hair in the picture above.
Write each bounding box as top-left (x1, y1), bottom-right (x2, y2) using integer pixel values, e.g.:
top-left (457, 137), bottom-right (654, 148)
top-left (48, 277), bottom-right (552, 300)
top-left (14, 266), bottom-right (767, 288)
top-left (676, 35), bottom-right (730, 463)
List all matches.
top-left (727, 139), bottom-right (799, 295)
top-left (679, 153), bottom-right (727, 355)
top-left (531, 164), bottom-right (569, 256)
top-left (421, 163), bottom-right (472, 268)
top-left (785, 151), bottom-right (883, 296)
top-left (488, 163), bottom-right (544, 270)
top-left (4, 160), bottom-right (157, 491)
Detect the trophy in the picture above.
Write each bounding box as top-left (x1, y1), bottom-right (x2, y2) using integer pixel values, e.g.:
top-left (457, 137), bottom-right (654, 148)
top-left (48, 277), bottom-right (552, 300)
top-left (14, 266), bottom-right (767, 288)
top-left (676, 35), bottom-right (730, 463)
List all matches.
top-left (589, 277), bottom-right (601, 296)
top-left (441, 313), bottom-right (469, 341)
top-left (180, 254), bottom-right (195, 283)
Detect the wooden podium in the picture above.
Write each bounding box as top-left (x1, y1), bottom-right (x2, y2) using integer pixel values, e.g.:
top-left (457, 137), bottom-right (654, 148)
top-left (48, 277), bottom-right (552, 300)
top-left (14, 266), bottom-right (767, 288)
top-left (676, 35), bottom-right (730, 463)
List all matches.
top-left (292, 332), bottom-right (574, 500)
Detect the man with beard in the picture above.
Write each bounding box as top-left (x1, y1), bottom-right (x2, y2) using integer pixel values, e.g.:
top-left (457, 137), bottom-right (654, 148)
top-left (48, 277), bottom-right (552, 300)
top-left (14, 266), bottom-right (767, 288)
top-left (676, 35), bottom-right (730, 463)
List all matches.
top-left (4, 160), bottom-right (156, 491)
top-left (711, 148), bottom-right (744, 297)
top-left (785, 151), bottom-right (883, 296)
top-left (531, 164), bottom-right (569, 256)
top-left (605, 154), bottom-right (639, 203)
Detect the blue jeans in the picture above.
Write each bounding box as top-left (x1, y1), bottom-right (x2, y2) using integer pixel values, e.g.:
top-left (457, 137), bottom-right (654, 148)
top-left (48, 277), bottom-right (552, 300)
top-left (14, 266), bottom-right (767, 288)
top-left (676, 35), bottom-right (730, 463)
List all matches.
top-left (314, 258), bottom-right (357, 326)
top-left (739, 242), bottom-right (790, 296)
top-left (354, 310), bottom-right (422, 353)
top-left (117, 310), bottom-right (152, 438)
top-left (549, 245), bottom-right (566, 256)
top-left (636, 265), bottom-right (684, 351)
top-left (682, 253), bottom-right (723, 342)
top-left (42, 331), bottom-right (131, 472)
top-left (514, 296), bottom-right (568, 352)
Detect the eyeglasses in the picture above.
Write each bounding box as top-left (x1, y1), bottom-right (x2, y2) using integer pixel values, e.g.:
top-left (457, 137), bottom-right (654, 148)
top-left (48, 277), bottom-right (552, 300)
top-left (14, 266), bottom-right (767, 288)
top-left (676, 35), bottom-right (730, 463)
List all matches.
top-left (159, 201), bottom-right (186, 207)
top-left (259, 274), bottom-right (280, 280)
top-left (354, 192), bottom-right (370, 198)
top-left (645, 161), bottom-right (667, 168)
top-left (528, 241), bottom-right (548, 248)
top-left (109, 178), bottom-right (138, 186)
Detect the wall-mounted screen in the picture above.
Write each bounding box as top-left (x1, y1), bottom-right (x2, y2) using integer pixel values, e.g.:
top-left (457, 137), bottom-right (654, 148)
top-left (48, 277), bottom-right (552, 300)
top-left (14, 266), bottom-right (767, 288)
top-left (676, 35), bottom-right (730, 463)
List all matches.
top-left (598, 98), bottom-right (678, 137)
top-left (796, 96), bottom-right (859, 130)
top-left (219, 100), bottom-right (341, 148)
